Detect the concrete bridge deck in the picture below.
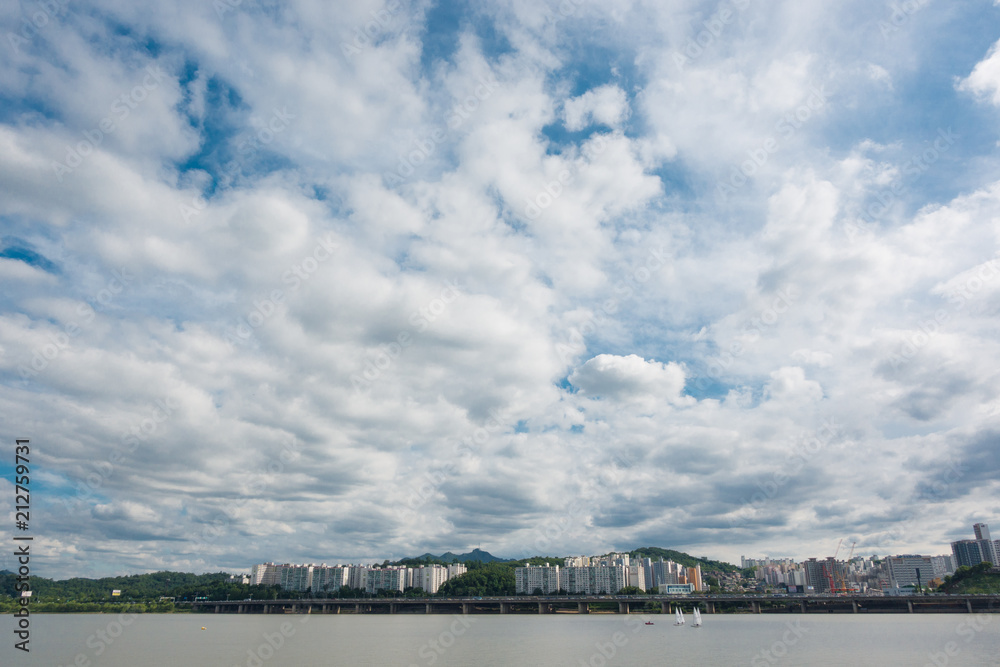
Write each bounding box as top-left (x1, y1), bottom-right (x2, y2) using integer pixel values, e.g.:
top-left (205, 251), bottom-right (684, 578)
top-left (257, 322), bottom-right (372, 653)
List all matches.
top-left (192, 594), bottom-right (999, 615)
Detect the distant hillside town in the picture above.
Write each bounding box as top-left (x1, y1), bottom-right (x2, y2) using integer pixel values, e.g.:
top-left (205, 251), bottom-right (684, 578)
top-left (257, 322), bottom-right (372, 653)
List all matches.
top-left (247, 561), bottom-right (469, 595)
top-left (741, 523), bottom-right (1000, 595)
top-left (244, 523), bottom-right (1000, 597)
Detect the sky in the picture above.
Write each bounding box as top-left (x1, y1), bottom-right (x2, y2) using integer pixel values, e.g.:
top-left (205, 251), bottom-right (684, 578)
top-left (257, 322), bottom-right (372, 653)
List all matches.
top-left (1, 0), bottom-right (1000, 578)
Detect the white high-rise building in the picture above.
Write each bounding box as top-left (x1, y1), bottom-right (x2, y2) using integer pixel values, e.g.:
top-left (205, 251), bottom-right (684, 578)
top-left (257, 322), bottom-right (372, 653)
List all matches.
top-left (515, 565), bottom-right (560, 594)
top-left (312, 566), bottom-right (349, 594)
top-left (250, 562), bottom-right (280, 586)
top-left (557, 565), bottom-right (627, 594)
top-left (365, 567), bottom-right (407, 594)
top-left (628, 563), bottom-right (646, 591)
top-left (885, 556), bottom-right (935, 588)
top-left (412, 565), bottom-right (449, 594)
top-left (348, 565), bottom-right (370, 590)
top-left (279, 564), bottom-right (314, 592)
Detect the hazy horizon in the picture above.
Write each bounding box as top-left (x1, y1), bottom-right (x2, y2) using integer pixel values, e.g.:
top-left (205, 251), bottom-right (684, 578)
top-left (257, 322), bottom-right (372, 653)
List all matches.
top-left (2, 0), bottom-right (1000, 580)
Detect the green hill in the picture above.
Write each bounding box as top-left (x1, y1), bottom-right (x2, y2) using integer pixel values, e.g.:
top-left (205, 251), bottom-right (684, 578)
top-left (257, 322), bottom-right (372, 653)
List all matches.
top-left (0, 570), bottom-right (283, 604)
top-left (400, 548), bottom-right (506, 564)
top-left (625, 547), bottom-right (739, 573)
top-left (938, 562), bottom-right (1000, 594)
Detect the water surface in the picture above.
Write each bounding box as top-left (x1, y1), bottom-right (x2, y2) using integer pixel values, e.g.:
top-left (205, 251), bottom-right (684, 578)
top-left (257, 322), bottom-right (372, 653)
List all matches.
top-left (4, 612), bottom-right (999, 666)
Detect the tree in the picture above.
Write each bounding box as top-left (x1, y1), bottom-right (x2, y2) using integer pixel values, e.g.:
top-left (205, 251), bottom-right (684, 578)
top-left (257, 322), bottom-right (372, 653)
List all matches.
top-left (437, 563), bottom-right (515, 597)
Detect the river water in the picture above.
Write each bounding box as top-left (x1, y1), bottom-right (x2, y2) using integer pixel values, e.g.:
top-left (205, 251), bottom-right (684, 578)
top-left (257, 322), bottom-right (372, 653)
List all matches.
top-left (4, 612), bottom-right (999, 666)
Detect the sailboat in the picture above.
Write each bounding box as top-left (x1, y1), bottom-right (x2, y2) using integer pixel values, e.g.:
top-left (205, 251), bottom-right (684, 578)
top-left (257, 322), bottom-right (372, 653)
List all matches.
top-left (674, 608), bottom-right (685, 626)
top-left (691, 607), bottom-right (702, 627)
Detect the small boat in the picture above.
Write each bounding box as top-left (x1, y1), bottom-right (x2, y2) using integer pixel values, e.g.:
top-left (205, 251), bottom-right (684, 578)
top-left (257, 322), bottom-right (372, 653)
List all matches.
top-left (674, 608), bottom-right (685, 626)
top-left (691, 608), bottom-right (702, 627)
top-left (645, 621), bottom-right (654, 625)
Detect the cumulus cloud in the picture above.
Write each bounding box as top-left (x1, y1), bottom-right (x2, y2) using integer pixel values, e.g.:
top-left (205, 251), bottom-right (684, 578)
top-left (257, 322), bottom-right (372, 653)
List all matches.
top-left (958, 39), bottom-right (1000, 106)
top-left (563, 84), bottom-right (630, 131)
top-left (569, 354), bottom-right (689, 403)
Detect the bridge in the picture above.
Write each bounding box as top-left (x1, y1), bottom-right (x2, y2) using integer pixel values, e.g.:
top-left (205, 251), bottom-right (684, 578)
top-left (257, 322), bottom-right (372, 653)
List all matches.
top-left (192, 594), bottom-right (999, 615)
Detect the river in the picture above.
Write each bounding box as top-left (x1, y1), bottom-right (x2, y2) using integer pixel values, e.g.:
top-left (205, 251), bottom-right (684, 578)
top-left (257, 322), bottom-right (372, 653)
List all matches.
top-left (3, 612), bottom-right (999, 666)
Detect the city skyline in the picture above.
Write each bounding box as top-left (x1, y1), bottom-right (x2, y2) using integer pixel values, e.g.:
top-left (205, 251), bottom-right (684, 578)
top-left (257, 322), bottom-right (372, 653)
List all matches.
top-left (2, 1), bottom-right (1000, 579)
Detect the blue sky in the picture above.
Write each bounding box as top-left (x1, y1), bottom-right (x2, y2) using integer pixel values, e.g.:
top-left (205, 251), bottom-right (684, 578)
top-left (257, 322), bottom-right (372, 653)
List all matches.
top-left (1, 0), bottom-right (1000, 578)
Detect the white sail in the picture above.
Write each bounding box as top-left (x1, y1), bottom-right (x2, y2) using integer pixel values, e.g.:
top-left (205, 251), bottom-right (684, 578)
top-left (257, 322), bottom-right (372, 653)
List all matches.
top-left (692, 607), bottom-right (702, 627)
top-left (674, 608), bottom-right (685, 625)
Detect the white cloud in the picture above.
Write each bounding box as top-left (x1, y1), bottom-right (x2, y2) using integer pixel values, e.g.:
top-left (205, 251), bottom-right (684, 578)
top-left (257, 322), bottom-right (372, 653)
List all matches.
top-left (958, 39), bottom-right (1000, 106)
top-left (563, 84), bottom-right (630, 131)
top-left (570, 354), bottom-right (689, 403)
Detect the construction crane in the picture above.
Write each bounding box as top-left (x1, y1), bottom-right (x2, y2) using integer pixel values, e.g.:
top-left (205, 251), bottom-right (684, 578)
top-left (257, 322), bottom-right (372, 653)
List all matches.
top-left (831, 540), bottom-right (856, 595)
top-left (822, 539), bottom-right (842, 594)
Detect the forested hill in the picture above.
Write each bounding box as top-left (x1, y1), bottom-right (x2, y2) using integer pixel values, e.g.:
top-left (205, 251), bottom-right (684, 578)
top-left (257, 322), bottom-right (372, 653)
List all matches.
top-left (626, 547), bottom-right (740, 573)
top-left (0, 570), bottom-right (282, 602)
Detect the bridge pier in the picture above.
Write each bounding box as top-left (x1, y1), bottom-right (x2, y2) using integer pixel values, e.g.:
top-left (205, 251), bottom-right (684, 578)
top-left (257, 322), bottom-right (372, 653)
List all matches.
top-left (355, 604), bottom-right (362, 614)
top-left (852, 600), bottom-right (858, 614)
top-left (618, 602), bottom-right (630, 614)
top-left (389, 603), bottom-right (396, 614)
top-left (907, 601), bottom-right (913, 614)
top-left (537, 602), bottom-right (549, 614)
top-left (578, 602), bottom-right (589, 614)
top-left (967, 599), bottom-right (973, 613)
top-left (462, 603), bottom-right (470, 615)
top-left (707, 602), bottom-right (715, 614)
top-left (426, 603), bottom-right (433, 614)
top-left (752, 601), bottom-right (761, 614)
top-left (500, 602), bottom-right (509, 614)
top-left (661, 602), bottom-right (669, 614)
top-left (800, 600), bottom-right (806, 614)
